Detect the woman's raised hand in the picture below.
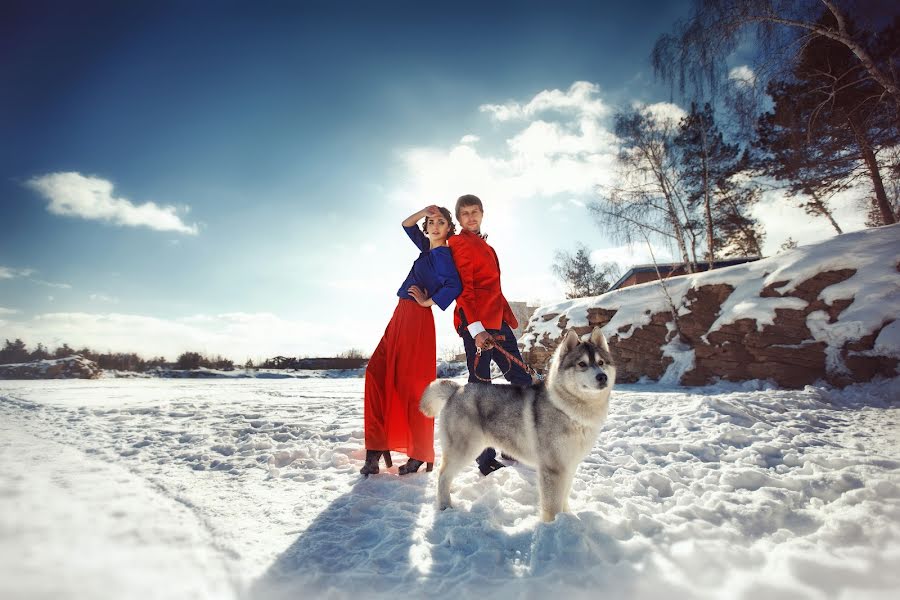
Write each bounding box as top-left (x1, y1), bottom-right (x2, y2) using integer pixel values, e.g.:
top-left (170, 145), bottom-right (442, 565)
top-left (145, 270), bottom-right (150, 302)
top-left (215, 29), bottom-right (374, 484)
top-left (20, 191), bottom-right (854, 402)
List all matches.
top-left (403, 205), bottom-right (441, 227)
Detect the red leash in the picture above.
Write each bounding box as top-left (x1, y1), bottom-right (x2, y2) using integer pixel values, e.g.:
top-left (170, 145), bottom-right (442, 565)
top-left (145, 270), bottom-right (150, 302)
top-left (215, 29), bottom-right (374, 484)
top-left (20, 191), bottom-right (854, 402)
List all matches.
top-left (472, 334), bottom-right (541, 383)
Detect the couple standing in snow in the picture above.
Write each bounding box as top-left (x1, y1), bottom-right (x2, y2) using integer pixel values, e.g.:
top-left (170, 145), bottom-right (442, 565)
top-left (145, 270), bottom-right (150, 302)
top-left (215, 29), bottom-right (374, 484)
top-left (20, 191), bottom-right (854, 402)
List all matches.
top-left (360, 194), bottom-right (531, 476)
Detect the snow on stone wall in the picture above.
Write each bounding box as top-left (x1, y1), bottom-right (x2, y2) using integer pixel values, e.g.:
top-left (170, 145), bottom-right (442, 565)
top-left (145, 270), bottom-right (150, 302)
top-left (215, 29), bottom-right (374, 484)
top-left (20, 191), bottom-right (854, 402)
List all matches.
top-left (0, 356), bottom-right (102, 380)
top-left (520, 224), bottom-right (900, 388)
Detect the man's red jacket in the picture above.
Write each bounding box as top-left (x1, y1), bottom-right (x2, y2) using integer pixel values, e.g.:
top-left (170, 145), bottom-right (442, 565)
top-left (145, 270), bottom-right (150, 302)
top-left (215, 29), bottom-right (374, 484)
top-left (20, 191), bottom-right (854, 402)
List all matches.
top-left (448, 229), bottom-right (518, 335)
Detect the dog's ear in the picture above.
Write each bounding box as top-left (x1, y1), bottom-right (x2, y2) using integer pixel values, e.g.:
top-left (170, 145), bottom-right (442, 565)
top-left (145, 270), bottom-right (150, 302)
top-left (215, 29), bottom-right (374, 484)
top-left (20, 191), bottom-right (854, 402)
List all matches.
top-left (561, 329), bottom-right (580, 353)
top-left (590, 326), bottom-right (609, 352)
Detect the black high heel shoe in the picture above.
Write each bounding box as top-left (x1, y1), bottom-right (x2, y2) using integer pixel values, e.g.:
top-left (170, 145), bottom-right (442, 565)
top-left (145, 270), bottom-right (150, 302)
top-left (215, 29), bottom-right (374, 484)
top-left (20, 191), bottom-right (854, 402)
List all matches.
top-left (398, 458), bottom-right (434, 475)
top-left (360, 450), bottom-right (392, 475)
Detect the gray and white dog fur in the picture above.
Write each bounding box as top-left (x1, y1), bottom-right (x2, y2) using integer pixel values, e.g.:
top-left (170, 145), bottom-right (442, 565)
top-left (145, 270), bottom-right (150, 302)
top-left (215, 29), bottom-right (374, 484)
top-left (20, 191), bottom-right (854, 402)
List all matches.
top-left (420, 326), bottom-right (615, 522)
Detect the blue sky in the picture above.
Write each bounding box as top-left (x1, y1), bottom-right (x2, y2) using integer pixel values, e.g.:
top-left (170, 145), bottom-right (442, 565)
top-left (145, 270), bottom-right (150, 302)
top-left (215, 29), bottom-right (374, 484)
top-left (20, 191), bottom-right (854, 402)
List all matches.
top-left (0, 0), bottom-right (867, 361)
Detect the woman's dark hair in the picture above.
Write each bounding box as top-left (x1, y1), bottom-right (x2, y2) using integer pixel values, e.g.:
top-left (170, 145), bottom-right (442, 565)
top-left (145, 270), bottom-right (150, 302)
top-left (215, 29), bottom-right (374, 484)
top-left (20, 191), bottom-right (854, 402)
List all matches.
top-left (421, 206), bottom-right (457, 237)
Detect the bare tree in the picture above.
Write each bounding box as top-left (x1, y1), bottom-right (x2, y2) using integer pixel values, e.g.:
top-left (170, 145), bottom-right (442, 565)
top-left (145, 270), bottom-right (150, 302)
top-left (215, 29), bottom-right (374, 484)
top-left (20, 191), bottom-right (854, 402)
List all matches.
top-left (652, 0), bottom-right (900, 112)
top-left (593, 108), bottom-right (697, 272)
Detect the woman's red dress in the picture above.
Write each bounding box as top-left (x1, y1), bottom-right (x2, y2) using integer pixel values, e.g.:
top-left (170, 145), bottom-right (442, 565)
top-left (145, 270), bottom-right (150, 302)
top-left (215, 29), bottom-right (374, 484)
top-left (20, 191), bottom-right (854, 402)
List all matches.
top-left (364, 298), bottom-right (436, 463)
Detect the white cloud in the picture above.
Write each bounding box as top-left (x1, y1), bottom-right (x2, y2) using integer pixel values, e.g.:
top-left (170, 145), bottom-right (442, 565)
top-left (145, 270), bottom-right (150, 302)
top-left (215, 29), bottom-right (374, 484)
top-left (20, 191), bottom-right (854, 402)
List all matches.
top-left (0, 266), bottom-right (35, 279)
top-left (396, 138), bottom-right (618, 220)
top-left (394, 84), bottom-right (620, 222)
top-left (460, 134), bottom-right (480, 144)
top-left (729, 65), bottom-right (756, 88)
top-left (0, 307), bottom-right (19, 315)
top-left (0, 311), bottom-right (374, 361)
top-left (26, 172), bottom-right (198, 235)
top-left (0, 266), bottom-right (72, 289)
top-left (89, 293), bottom-right (119, 303)
top-left (480, 81), bottom-right (611, 122)
top-left (31, 279), bottom-right (72, 289)
top-left (637, 101), bottom-right (687, 127)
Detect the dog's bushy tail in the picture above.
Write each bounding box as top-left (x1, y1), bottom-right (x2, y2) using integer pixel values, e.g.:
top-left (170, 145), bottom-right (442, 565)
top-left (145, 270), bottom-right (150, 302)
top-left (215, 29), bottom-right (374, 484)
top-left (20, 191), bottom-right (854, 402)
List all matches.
top-left (420, 380), bottom-right (460, 417)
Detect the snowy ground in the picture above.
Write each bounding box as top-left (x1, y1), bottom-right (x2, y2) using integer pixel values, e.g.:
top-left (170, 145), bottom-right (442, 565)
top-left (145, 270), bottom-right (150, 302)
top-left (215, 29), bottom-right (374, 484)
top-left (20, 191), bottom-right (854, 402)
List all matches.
top-left (1, 376), bottom-right (899, 600)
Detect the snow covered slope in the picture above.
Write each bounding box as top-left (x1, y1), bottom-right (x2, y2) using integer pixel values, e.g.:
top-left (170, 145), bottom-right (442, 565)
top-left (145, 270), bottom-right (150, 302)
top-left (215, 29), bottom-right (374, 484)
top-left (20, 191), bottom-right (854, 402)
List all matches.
top-left (521, 224), bottom-right (900, 387)
top-left (1, 376), bottom-right (899, 599)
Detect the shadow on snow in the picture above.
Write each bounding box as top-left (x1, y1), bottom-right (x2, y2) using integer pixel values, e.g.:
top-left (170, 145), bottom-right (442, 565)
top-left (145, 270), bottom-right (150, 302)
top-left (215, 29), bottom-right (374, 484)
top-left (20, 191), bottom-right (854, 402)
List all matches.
top-left (245, 465), bottom-right (684, 600)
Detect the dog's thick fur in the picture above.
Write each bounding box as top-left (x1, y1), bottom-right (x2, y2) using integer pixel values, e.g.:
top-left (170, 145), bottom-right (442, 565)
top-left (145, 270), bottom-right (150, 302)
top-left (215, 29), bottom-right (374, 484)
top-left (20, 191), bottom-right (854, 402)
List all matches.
top-left (420, 327), bottom-right (615, 522)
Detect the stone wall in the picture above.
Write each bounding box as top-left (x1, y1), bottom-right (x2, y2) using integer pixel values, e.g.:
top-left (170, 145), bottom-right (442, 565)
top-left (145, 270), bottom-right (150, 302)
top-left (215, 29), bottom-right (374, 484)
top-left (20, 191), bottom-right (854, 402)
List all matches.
top-left (520, 269), bottom-right (898, 389)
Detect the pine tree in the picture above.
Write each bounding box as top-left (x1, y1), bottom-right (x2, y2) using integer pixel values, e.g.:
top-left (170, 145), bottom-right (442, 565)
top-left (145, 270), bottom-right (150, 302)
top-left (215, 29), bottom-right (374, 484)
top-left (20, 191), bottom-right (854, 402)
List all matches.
top-left (780, 237), bottom-right (799, 252)
top-left (147, 356), bottom-right (168, 369)
top-left (176, 352), bottom-right (203, 370)
top-left (53, 343), bottom-right (75, 359)
top-left (714, 183), bottom-right (765, 257)
top-left (675, 102), bottom-right (764, 265)
top-left (553, 244), bottom-right (618, 299)
top-left (29, 342), bottom-right (51, 361)
top-left (0, 339), bottom-right (30, 364)
top-left (754, 14), bottom-right (899, 227)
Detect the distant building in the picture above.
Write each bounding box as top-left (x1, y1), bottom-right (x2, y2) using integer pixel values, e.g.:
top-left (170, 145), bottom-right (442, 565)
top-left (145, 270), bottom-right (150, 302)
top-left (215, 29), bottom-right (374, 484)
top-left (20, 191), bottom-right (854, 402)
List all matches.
top-left (508, 301), bottom-right (539, 339)
top-left (609, 257), bottom-right (761, 291)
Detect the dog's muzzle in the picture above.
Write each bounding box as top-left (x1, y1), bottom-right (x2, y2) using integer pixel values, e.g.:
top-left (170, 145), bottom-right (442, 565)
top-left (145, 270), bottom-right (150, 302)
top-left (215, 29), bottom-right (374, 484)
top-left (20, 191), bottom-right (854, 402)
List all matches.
top-left (595, 372), bottom-right (608, 388)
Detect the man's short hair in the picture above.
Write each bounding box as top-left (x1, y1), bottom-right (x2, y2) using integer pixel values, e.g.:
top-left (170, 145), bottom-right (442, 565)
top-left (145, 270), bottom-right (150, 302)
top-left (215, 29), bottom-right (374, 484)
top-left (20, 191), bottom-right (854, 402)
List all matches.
top-left (455, 194), bottom-right (483, 219)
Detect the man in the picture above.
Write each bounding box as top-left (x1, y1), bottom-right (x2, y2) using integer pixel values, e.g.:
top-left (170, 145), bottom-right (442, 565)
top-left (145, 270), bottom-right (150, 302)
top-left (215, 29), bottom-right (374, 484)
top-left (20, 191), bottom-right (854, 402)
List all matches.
top-left (448, 194), bottom-right (532, 476)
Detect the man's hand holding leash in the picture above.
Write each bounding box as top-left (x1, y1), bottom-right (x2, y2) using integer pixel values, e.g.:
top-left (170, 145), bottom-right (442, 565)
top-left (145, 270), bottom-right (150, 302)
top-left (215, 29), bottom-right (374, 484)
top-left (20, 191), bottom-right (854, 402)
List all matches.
top-left (474, 331), bottom-right (495, 350)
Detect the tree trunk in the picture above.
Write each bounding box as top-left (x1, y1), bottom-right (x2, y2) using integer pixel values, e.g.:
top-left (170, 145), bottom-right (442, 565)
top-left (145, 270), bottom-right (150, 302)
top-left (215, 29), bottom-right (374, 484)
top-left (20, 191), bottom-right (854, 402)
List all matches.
top-left (660, 182), bottom-right (692, 270)
top-left (806, 191), bottom-right (844, 234)
top-left (638, 228), bottom-right (684, 342)
top-left (700, 126), bottom-right (714, 270)
top-left (662, 186), bottom-right (693, 272)
top-left (846, 115), bottom-right (896, 225)
top-left (724, 195), bottom-right (763, 256)
top-left (647, 141), bottom-right (694, 272)
top-left (862, 146), bottom-right (895, 225)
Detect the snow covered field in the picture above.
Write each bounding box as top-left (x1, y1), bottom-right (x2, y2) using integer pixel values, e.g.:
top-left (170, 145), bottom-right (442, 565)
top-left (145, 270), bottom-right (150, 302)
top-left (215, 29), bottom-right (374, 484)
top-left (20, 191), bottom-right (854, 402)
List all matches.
top-left (2, 376), bottom-right (899, 600)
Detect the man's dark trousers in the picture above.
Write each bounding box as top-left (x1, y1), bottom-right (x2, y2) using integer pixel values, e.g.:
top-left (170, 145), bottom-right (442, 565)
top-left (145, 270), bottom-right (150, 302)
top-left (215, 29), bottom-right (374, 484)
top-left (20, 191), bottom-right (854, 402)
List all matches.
top-left (459, 321), bottom-right (531, 468)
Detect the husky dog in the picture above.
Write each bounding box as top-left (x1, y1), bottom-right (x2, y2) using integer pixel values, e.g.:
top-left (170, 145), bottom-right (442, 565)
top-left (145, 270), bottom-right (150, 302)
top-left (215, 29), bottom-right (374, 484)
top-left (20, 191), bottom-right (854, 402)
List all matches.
top-left (420, 327), bottom-right (615, 522)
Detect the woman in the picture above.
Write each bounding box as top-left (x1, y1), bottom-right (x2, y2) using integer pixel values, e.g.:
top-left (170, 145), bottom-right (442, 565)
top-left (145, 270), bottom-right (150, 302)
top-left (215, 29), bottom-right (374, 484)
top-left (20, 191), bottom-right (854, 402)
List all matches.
top-left (361, 205), bottom-right (462, 475)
